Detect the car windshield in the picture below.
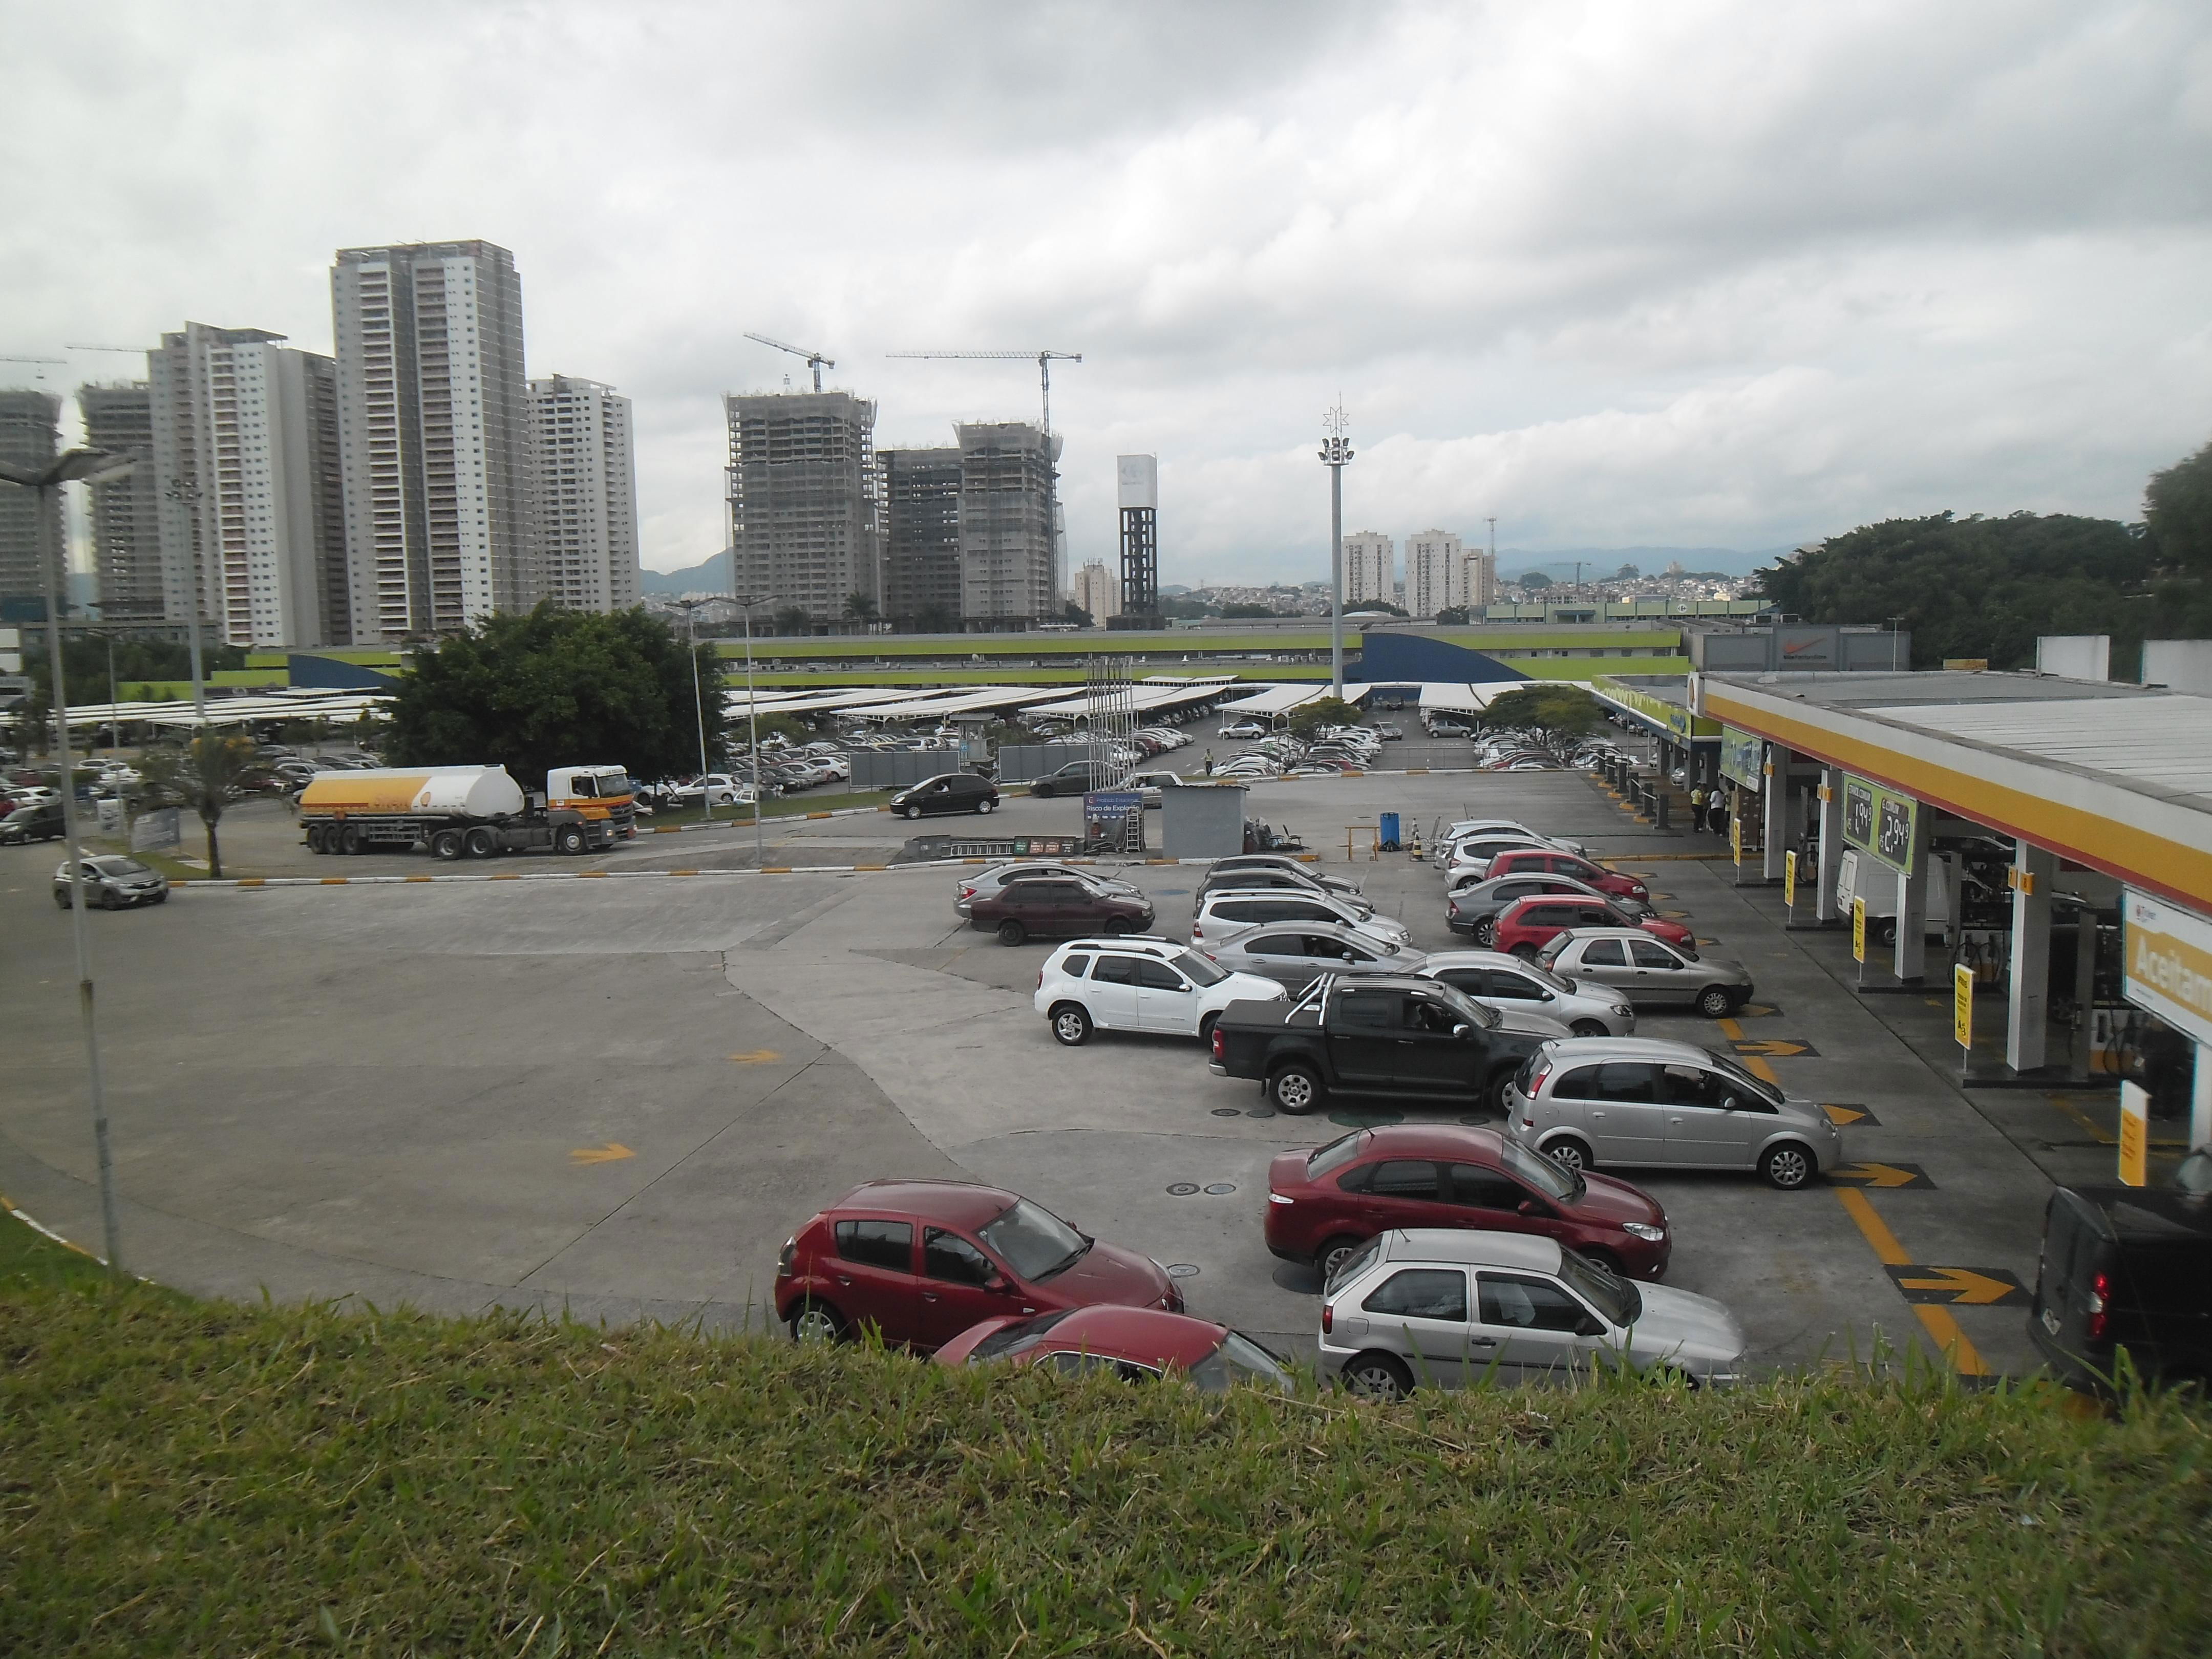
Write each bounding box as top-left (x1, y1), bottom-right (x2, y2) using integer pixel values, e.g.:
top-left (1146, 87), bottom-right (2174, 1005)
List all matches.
top-left (1500, 1137), bottom-right (1583, 1202)
top-left (1558, 1246), bottom-right (1641, 1326)
top-left (968, 1308), bottom-right (1076, 1362)
top-left (1704, 1051), bottom-right (1785, 1107)
top-left (1430, 982), bottom-right (1500, 1030)
top-left (1188, 1332), bottom-right (1295, 1394)
top-left (91, 857), bottom-right (151, 876)
top-left (1176, 950), bottom-right (1229, 987)
top-left (1306, 1130), bottom-right (1369, 1179)
top-left (979, 1199), bottom-right (1091, 1281)
top-left (1536, 937), bottom-right (1569, 965)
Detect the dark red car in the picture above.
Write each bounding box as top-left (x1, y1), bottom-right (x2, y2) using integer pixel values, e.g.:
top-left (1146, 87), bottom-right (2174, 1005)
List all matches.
top-left (1483, 847), bottom-right (1649, 903)
top-left (1491, 894), bottom-right (1694, 959)
top-left (776, 1180), bottom-right (1180, 1349)
top-left (933, 1305), bottom-right (1294, 1392)
top-left (1264, 1123), bottom-right (1672, 1281)
top-left (967, 878), bottom-right (1155, 946)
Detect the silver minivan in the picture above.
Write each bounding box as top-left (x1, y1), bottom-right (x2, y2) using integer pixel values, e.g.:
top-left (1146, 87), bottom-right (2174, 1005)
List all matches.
top-left (1504, 1035), bottom-right (1842, 1189)
top-left (1192, 888), bottom-right (1411, 949)
top-left (1320, 1228), bottom-right (1748, 1398)
top-left (1536, 929), bottom-right (1752, 1018)
top-left (1418, 950), bottom-right (1636, 1036)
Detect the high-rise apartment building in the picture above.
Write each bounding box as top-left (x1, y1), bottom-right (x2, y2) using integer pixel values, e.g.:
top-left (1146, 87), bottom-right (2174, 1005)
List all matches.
top-left (0, 390), bottom-right (63, 612)
top-left (148, 324), bottom-right (347, 649)
top-left (1405, 528), bottom-right (1463, 618)
top-left (724, 389), bottom-right (878, 623)
top-left (527, 375), bottom-right (640, 613)
top-left (1457, 543), bottom-right (1498, 610)
top-left (78, 383), bottom-right (165, 624)
top-left (1072, 559), bottom-right (1118, 624)
top-left (332, 240), bottom-right (534, 640)
top-left (957, 422), bottom-right (1058, 629)
top-left (1343, 530), bottom-right (1394, 608)
top-left (878, 444), bottom-right (963, 627)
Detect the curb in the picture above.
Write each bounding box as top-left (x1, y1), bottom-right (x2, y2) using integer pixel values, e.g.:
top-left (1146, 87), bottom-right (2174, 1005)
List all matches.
top-left (641, 802), bottom-right (892, 834)
top-left (2, 1192), bottom-right (107, 1266)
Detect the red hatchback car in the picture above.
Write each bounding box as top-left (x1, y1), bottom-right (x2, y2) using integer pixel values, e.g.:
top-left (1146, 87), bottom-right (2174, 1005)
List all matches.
top-left (1491, 894), bottom-right (1694, 959)
top-left (1264, 1123), bottom-right (1672, 1281)
top-left (777, 1180), bottom-right (1180, 1349)
top-left (934, 1305), bottom-right (1294, 1392)
top-left (1483, 847), bottom-right (1649, 903)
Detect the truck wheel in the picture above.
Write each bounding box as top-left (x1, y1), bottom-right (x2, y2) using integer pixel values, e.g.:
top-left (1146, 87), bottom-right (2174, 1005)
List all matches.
top-left (555, 825), bottom-right (586, 855)
top-left (338, 824), bottom-right (363, 855)
top-left (996, 919), bottom-right (1027, 946)
top-left (465, 827), bottom-right (498, 859)
top-left (432, 830), bottom-right (464, 861)
top-left (1270, 1065), bottom-right (1323, 1115)
top-left (305, 824), bottom-right (327, 854)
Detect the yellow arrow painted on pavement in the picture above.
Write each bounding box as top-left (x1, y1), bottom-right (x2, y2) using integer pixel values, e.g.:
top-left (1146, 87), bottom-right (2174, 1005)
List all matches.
top-left (1733, 1038), bottom-right (1813, 1058)
top-left (727, 1049), bottom-right (782, 1064)
top-left (1897, 1267), bottom-right (2019, 1306)
top-left (1832, 1162), bottom-right (1922, 1188)
top-left (569, 1143), bottom-right (634, 1166)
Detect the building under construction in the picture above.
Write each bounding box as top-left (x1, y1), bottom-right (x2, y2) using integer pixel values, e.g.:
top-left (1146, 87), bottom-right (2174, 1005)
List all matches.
top-left (724, 389), bottom-right (879, 624)
top-left (877, 443), bottom-right (963, 627)
top-left (77, 382), bottom-right (165, 624)
top-left (957, 421), bottom-right (1058, 630)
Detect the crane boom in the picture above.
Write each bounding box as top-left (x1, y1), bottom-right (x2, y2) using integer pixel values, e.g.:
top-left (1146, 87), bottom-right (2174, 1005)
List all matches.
top-left (743, 332), bottom-right (836, 392)
top-left (885, 349), bottom-right (1081, 435)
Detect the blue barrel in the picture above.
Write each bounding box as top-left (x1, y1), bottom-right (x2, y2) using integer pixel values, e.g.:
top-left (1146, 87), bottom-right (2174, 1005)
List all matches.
top-left (1378, 811), bottom-right (1400, 847)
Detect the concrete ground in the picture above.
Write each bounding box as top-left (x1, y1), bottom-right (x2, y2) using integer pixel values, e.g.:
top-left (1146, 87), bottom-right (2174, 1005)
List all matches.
top-left (1, 734), bottom-right (2069, 1375)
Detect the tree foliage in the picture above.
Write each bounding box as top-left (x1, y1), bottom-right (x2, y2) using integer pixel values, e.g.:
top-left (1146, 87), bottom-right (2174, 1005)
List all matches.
top-left (1755, 511), bottom-right (2212, 671)
top-left (386, 605), bottom-right (722, 788)
top-left (137, 732), bottom-right (272, 878)
top-left (1285, 696), bottom-right (1365, 738)
top-left (2145, 437), bottom-right (2212, 573)
top-left (1480, 685), bottom-right (1604, 747)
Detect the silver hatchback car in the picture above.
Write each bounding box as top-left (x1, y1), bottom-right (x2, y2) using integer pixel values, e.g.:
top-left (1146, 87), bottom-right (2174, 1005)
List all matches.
top-left (1205, 922), bottom-right (1428, 989)
top-left (1504, 1036), bottom-right (1842, 1189)
top-left (1320, 1228), bottom-right (1747, 1398)
top-left (1536, 929), bottom-right (1753, 1019)
top-left (54, 855), bottom-right (170, 910)
top-left (1417, 950), bottom-right (1636, 1037)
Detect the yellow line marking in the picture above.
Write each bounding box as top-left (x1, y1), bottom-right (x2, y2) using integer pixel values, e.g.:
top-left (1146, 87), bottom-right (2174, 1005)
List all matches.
top-left (578, 870), bottom-right (609, 878)
top-left (853, 863), bottom-right (887, 871)
top-left (403, 875), bottom-right (432, 882)
top-left (2054, 1097), bottom-right (2114, 1145)
top-left (237, 878), bottom-right (265, 887)
top-left (491, 873), bottom-right (521, 880)
top-left (727, 1049), bottom-right (781, 1063)
top-left (1837, 1187), bottom-right (1987, 1375)
top-left (318, 877), bottom-right (348, 885)
top-left (761, 866), bottom-right (792, 874)
top-left (1717, 1017), bottom-right (1782, 1083)
top-left (568, 1142), bottom-right (634, 1166)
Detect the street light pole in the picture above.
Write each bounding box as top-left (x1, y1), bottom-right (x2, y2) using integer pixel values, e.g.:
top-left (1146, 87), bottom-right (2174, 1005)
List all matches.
top-left (162, 476), bottom-right (208, 724)
top-left (733, 594), bottom-right (774, 868)
top-left (1319, 404), bottom-right (1354, 701)
top-left (2, 448), bottom-right (137, 1277)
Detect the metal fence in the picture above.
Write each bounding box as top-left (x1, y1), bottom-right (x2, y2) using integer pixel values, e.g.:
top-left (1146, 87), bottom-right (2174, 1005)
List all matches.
top-left (849, 751), bottom-right (966, 790)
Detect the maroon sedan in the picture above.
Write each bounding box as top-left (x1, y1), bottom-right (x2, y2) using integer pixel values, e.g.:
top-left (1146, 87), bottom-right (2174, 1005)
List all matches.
top-left (1484, 847), bottom-right (1649, 904)
top-left (1491, 894), bottom-right (1695, 959)
top-left (934, 1305), bottom-right (1294, 1392)
top-left (776, 1180), bottom-right (1180, 1350)
top-left (1264, 1124), bottom-right (1672, 1281)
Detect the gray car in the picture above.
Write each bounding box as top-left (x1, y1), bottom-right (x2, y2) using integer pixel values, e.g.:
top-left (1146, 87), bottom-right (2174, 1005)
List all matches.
top-left (1418, 950), bottom-right (1636, 1036)
top-left (1197, 864), bottom-right (1378, 918)
top-left (1319, 1228), bottom-right (1748, 1398)
top-left (1207, 853), bottom-right (1365, 900)
top-left (1206, 921), bottom-right (1428, 989)
top-left (1191, 888), bottom-right (1412, 949)
top-left (1504, 1035), bottom-right (1842, 1189)
top-left (955, 861), bottom-right (1142, 915)
top-left (54, 854), bottom-right (170, 909)
top-left (1536, 929), bottom-right (1752, 1018)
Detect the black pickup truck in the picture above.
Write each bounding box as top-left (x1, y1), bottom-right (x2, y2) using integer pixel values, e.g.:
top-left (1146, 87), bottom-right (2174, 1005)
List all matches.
top-left (1207, 974), bottom-right (1545, 1116)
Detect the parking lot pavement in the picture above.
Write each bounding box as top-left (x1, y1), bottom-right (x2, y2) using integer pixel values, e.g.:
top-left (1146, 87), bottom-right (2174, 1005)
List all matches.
top-left (0, 761), bottom-right (2055, 1375)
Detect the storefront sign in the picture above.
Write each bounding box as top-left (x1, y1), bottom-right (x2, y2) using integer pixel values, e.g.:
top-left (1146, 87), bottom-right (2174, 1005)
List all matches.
top-left (1719, 726), bottom-right (1764, 791)
top-left (1840, 773), bottom-right (1919, 877)
top-left (1592, 677), bottom-right (1719, 740)
top-left (2121, 889), bottom-right (2212, 1048)
top-left (2119, 1081), bottom-right (2149, 1188)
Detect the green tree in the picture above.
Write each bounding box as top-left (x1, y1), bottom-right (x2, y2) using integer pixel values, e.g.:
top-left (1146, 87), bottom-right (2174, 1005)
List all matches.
top-left (1479, 684), bottom-right (1603, 747)
top-left (1221, 603), bottom-right (1285, 619)
top-left (841, 592), bottom-right (878, 625)
top-left (911, 603), bottom-right (958, 634)
top-left (1518, 572), bottom-right (1554, 591)
top-left (1060, 601), bottom-right (1094, 626)
top-left (137, 731), bottom-right (272, 878)
top-left (1285, 696), bottom-right (1364, 738)
top-left (772, 605), bottom-right (812, 636)
top-left (2145, 438), bottom-right (2212, 572)
top-left (1434, 606), bottom-right (1472, 626)
top-left (386, 604), bottom-right (723, 788)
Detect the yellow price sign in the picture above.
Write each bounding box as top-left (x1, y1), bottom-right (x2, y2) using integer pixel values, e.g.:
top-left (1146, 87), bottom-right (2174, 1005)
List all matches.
top-left (1852, 897), bottom-right (1867, 963)
top-left (1953, 962), bottom-right (1973, 1049)
top-left (1783, 849), bottom-right (1798, 910)
top-left (2119, 1081), bottom-right (2149, 1187)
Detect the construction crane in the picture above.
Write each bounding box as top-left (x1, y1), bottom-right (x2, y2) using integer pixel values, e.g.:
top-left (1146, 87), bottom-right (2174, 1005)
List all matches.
top-left (885, 349), bottom-right (1082, 436)
top-left (743, 333), bottom-right (835, 392)
top-left (64, 344), bottom-right (147, 354)
top-left (0, 354), bottom-right (67, 380)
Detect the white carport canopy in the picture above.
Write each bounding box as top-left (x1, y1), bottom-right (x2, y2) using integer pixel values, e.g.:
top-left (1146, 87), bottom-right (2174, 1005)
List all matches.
top-left (1214, 683), bottom-right (1374, 716)
top-left (1022, 682), bottom-right (1231, 719)
top-left (56, 691), bottom-right (393, 729)
top-left (843, 686), bottom-right (1055, 720)
top-left (1416, 682), bottom-right (1540, 715)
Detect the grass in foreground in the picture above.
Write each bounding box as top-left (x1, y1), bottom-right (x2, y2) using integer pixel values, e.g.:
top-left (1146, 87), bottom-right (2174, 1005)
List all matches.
top-left (4, 1242), bottom-right (2209, 1655)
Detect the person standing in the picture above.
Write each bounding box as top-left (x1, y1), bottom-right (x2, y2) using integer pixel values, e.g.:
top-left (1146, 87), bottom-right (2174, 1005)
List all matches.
top-left (1689, 784), bottom-right (1707, 832)
top-left (1203, 750), bottom-right (1215, 778)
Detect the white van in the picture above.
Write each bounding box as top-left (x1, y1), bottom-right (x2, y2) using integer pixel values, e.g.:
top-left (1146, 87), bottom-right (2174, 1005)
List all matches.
top-left (1834, 848), bottom-right (1954, 946)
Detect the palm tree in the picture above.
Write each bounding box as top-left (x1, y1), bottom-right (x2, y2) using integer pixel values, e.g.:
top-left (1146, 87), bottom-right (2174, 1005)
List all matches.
top-left (137, 731), bottom-right (272, 879)
top-left (841, 592), bottom-right (878, 625)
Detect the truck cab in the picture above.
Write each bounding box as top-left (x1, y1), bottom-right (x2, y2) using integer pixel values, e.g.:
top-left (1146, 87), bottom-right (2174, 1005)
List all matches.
top-left (547, 765), bottom-right (636, 839)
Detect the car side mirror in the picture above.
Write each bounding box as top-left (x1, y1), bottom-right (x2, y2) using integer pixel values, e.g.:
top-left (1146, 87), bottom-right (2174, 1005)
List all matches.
top-left (1452, 1024), bottom-right (1472, 1038)
top-left (986, 1275), bottom-right (1010, 1293)
top-left (1577, 1314), bottom-right (1607, 1337)
top-left (1517, 1199), bottom-right (1542, 1217)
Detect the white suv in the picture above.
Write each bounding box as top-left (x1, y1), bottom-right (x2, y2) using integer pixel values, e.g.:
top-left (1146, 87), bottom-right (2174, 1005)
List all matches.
top-left (1034, 936), bottom-right (1285, 1045)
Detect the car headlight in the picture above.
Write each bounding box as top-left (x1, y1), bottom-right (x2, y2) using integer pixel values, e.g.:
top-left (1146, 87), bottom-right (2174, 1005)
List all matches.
top-left (1622, 1222), bottom-right (1666, 1242)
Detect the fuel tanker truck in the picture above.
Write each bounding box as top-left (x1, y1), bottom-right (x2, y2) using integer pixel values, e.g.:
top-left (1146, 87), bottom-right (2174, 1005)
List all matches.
top-left (298, 764), bottom-right (636, 860)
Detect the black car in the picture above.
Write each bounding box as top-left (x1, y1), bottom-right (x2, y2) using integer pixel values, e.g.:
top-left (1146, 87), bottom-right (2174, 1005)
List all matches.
top-left (2029, 1183), bottom-right (2212, 1393)
top-left (0, 800), bottom-right (67, 844)
top-left (1027, 759), bottom-right (1110, 799)
top-left (891, 772), bottom-right (1001, 820)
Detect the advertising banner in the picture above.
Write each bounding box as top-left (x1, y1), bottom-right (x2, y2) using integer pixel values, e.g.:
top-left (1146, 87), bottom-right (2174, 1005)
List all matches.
top-left (130, 806), bottom-right (182, 852)
top-left (2121, 889), bottom-right (2212, 1048)
top-left (1841, 773), bottom-right (1919, 877)
top-left (1719, 727), bottom-right (1764, 791)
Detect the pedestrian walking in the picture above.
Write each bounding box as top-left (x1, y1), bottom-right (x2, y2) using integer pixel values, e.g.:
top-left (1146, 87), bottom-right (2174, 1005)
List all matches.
top-left (1688, 785), bottom-right (1706, 832)
top-left (1203, 750), bottom-right (1215, 778)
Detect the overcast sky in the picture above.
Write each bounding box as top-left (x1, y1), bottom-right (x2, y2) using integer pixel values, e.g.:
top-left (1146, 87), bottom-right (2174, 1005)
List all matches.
top-left (6, 1), bottom-right (2210, 582)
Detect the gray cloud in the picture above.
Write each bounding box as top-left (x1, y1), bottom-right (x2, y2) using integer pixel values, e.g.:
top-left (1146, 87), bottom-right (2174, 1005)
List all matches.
top-left (5, 0), bottom-right (2209, 581)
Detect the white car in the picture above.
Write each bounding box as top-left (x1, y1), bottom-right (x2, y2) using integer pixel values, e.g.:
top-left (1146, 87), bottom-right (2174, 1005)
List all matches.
top-left (1442, 836), bottom-right (1559, 881)
top-left (1191, 887), bottom-right (1414, 949)
top-left (1034, 935), bottom-right (1285, 1045)
top-left (1436, 821), bottom-right (1588, 864)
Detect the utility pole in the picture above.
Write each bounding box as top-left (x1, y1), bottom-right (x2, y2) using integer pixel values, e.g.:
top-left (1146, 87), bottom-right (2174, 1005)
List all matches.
top-left (673, 599), bottom-right (713, 822)
top-left (0, 446), bottom-right (137, 1276)
top-left (162, 476), bottom-right (208, 723)
top-left (1319, 403), bottom-right (1354, 700)
top-left (732, 594), bottom-right (774, 868)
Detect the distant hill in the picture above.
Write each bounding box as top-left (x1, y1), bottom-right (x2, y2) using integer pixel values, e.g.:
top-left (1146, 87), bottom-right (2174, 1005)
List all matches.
top-left (640, 550), bottom-right (732, 595)
top-left (1497, 546), bottom-right (1796, 580)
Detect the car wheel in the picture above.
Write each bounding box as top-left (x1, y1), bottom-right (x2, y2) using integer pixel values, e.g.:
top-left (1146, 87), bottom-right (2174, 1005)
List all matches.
top-left (1103, 917), bottom-right (1132, 935)
top-left (1509, 943), bottom-right (1538, 961)
top-left (903, 804), bottom-right (923, 820)
top-left (555, 824), bottom-right (586, 855)
top-left (1877, 919), bottom-right (1898, 947)
top-left (1483, 1067), bottom-right (1515, 1114)
top-left (975, 798), bottom-right (994, 815)
top-left (788, 1299), bottom-right (846, 1344)
top-left (1050, 1004), bottom-right (1092, 1046)
top-left (1472, 919), bottom-right (1496, 946)
top-left (1761, 1143), bottom-right (1815, 1190)
top-left (1580, 1248), bottom-right (1627, 1278)
top-left (1270, 1065), bottom-right (1323, 1115)
top-left (997, 919), bottom-right (1027, 946)
top-left (431, 829), bottom-right (465, 861)
top-left (1317, 1235), bottom-right (1366, 1281)
top-left (1031, 783), bottom-right (1054, 799)
top-left (54, 892), bottom-right (71, 909)
top-left (100, 889), bottom-right (121, 910)
top-left (1546, 1135), bottom-right (1596, 1176)
top-left (1570, 1019), bottom-right (1609, 1037)
top-left (1341, 1352), bottom-right (1413, 1401)
top-left (1696, 986), bottom-right (1735, 1018)
top-left (1198, 1011), bottom-right (1220, 1044)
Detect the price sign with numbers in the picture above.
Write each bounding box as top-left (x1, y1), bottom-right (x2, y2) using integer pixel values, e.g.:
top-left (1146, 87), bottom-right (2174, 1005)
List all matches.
top-left (1840, 774), bottom-right (1918, 877)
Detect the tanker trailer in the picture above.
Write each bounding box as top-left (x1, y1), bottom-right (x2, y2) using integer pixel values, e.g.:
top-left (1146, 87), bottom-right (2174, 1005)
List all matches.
top-left (299, 764), bottom-right (628, 859)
